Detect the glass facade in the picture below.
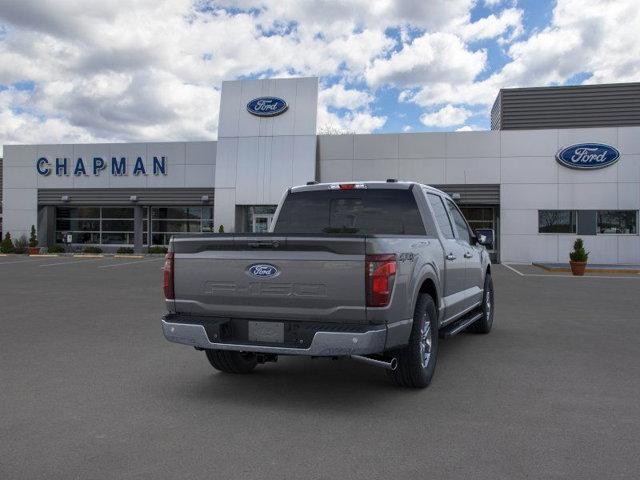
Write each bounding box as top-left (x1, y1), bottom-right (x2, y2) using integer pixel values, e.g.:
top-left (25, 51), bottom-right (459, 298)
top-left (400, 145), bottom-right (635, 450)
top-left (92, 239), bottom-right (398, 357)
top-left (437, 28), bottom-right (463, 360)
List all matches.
top-left (538, 210), bottom-right (577, 233)
top-left (597, 210), bottom-right (638, 234)
top-left (150, 206), bottom-right (214, 245)
top-left (55, 206), bottom-right (213, 246)
top-left (55, 207), bottom-right (143, 245)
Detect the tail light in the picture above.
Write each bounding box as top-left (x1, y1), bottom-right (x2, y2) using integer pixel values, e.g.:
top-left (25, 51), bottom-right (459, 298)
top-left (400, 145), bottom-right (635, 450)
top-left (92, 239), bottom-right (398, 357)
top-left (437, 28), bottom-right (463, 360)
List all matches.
top-left (163, 252), bottom-right (175, 299)
top-left (365, 254), bottom-right (396, 307)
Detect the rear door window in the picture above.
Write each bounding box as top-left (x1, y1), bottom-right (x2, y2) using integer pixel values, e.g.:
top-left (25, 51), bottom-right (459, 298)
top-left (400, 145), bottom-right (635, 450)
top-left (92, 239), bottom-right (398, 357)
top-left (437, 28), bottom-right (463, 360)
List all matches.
top-left (274, 189), bottom-right (426, 235)
top-left (446, 199), bottom-right (472, 244)
top-left (427, 193), bottom-right (454, 239)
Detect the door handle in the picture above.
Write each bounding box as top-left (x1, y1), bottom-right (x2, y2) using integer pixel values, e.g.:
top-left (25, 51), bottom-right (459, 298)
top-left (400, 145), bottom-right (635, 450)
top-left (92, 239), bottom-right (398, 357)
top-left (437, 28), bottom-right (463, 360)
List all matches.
top-left (446, 253), bottom-right (457, 261)
top-left (464, 252), bottom-right (473, 259)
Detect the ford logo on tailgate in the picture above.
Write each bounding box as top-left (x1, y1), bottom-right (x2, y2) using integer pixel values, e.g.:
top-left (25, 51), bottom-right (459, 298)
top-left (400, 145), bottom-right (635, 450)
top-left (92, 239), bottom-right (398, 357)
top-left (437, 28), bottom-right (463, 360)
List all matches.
top-left (556, 143), bottom-right (620, 170)
top-left (247, 97), bottom-right (288, 117)
top-left (248, 264), bottom-right (280, 278)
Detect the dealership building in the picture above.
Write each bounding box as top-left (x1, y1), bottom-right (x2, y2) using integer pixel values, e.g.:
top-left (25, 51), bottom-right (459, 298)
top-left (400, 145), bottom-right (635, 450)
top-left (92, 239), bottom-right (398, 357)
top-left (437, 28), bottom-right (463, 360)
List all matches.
top-left (1, 78), bottom-right (639, 264)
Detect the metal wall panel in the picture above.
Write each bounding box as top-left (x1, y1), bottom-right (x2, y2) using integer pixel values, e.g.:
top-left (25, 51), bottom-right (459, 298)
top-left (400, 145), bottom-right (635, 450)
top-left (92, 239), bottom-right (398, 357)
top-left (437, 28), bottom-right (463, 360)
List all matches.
top-left (37, 188), bottom-right (215, 206)
top-left (492, 83), bottom-right (640, 130)
top-left (432, 184), bottom-right (499, 205)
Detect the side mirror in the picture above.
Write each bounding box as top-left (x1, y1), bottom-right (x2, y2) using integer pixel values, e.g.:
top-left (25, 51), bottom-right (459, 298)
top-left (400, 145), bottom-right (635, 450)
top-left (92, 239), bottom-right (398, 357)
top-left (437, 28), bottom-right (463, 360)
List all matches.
top-left (475, 228), bottom-right (494, 248)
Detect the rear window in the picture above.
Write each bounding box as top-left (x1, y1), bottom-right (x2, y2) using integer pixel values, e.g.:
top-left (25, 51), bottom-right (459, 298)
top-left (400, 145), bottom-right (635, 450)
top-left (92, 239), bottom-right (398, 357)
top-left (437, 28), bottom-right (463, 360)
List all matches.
top-left (273, 188), bottom-right (426, 235)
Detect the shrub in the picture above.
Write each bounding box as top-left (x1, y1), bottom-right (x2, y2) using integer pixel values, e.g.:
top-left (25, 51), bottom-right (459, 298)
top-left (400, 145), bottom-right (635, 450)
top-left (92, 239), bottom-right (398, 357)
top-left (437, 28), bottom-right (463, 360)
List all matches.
top-left (13, 235), bottom-right (29, 254)
top-left (148, 245), bottom-right (168, 254)
top-left (1, 233), bottom-right (15, 253)
top-left (569, 238), bottom-right (589, 262)
top-left (83, 246), bottom-right (103, 254)
top-left (218, 224), bottom-right (225, 233)
top-left (47, 245), bottom-right (65, 254)
top-left (116, 247), bottom-right (135, 254)
top-left (29, 225), bottom-right (38, 248)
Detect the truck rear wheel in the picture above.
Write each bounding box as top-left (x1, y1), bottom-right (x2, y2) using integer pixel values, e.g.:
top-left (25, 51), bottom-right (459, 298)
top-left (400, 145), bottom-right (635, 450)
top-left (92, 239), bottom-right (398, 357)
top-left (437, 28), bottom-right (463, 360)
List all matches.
top-left (389, 293), bottom-right (438, 388)
top-left (205, 349), bottom-right (258, 374)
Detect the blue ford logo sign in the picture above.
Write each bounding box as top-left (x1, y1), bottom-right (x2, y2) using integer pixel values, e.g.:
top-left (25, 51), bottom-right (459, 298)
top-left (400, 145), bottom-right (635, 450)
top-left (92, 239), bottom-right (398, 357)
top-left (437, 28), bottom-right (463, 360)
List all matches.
top-left (247, 97), bottom-right (288, 117)
top-left (556, 143), bottom-right (620, 170)
top-left (248, 264), bottom-right (280, 278)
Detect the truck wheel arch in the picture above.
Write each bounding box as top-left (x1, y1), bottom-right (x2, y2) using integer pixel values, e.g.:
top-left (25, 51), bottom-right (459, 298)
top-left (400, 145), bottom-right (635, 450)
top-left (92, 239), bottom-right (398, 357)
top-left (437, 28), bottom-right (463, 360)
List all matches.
top-left (413, 273), bottom-right (441, 326)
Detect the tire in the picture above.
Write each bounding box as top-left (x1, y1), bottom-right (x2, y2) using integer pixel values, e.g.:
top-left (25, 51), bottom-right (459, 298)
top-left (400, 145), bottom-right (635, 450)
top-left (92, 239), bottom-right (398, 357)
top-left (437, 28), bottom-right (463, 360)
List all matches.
top-left (205, 349), bottom-right (258, 374)
top-left (470, 273), bottom-right (494, 334)
top-left (389, 293), bottom-right (439, 388)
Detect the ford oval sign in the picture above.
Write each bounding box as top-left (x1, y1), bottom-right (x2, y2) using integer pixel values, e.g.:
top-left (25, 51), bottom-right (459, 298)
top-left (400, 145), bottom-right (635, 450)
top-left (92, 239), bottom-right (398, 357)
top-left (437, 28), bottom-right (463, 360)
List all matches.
top-left (247, 97), bottom-right (288, 117)
top-left (248, 264), bottom-right (280, 278)
top-left (556, 143), bottom-right (620, 170)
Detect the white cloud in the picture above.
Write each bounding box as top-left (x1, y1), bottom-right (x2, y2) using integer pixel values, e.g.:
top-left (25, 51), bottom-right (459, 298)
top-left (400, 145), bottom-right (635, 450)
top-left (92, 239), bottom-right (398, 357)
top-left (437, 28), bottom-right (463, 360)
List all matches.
top-left (459, 7), bottom-right (523, 42)
top-left (317, 106), bottom-right (386, 134)
top-left (404, 0), bottom-right (640, 110)
top-left (402, 125), bottom-right (413, 132)
top-left (456, 125), bottom-right (484, 131)
top-left (0, 0), bottom-right (638, 147)
top-left (319, 84), bottom-right (373, 110)
top-left (484, 0), bottom-right (506, 7)
top-left (420, 105), bottom-right (472, 127)
top-left (366, 32), bottom-right (486, 88)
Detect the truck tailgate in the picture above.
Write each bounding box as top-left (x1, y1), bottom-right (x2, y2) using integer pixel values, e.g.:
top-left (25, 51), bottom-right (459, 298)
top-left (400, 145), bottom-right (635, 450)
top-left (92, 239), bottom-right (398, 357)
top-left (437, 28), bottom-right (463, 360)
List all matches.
top-left (172, 235), bottom-right (366, 323)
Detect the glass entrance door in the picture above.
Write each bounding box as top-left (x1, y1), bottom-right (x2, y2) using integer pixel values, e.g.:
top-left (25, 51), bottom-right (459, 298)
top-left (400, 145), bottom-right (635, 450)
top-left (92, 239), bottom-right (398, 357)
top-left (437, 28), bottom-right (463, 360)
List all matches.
top-left (252, 214), bottom-right (273, 233)
top-left (460, 206), bottom-right (499, 262)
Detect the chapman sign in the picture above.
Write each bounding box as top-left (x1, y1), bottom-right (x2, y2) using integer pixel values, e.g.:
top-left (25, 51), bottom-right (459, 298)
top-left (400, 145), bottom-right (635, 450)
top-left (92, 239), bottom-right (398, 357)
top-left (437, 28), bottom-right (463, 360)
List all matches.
top-left (36, 156), bottom-right (168, 177)
top-left (246, 97), bottom-right (288, 117)
top-left (556, 143), bottom-right (620, 170)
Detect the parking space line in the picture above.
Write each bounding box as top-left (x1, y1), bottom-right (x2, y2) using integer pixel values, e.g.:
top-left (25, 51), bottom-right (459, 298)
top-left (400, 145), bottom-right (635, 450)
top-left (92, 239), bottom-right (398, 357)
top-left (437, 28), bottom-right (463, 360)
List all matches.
top-left (39, 258), bottom-right (103, 267)
top-left (98, 258), bottom-right (163, 269)
top-left (502, 263), bottom-right (525, 276)
top-left (0, 257), bottom-right (56, 266)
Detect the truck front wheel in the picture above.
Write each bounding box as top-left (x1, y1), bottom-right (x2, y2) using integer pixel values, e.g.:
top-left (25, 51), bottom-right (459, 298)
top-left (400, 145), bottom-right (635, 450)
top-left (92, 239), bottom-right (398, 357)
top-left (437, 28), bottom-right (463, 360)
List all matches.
top-left (389, 293), bottom-right (438, 388)
top-left (205, 349), bottom-right (258, 374)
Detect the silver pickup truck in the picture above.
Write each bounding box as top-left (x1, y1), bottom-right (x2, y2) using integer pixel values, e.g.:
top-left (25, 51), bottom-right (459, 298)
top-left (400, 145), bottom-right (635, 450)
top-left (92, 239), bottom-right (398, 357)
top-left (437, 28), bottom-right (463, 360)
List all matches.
top-left (162, 180), bottom-right (494, 388)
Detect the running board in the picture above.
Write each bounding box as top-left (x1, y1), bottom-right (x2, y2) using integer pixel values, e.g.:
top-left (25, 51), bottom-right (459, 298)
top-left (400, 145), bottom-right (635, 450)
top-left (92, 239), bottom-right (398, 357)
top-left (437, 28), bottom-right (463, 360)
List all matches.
top-left (439, 311), bottom-right (483, 338)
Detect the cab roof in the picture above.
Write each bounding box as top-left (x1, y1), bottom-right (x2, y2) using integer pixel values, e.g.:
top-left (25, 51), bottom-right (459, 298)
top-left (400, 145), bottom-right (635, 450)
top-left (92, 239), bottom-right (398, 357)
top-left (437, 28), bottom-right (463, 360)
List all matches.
top-left (290, 180), bottom-right (449, 198)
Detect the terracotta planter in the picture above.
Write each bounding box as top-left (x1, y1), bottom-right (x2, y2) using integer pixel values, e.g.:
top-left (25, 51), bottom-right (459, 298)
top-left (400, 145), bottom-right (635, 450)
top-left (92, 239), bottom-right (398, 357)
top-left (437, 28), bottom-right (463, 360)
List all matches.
top-left (569, 260), bottom-right (587, 276)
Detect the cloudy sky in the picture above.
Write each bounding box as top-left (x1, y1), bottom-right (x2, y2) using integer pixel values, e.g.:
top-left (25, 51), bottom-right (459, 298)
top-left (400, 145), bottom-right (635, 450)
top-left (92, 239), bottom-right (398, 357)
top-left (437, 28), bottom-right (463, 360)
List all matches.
top-left (0, 0), bottom-right (638, 153)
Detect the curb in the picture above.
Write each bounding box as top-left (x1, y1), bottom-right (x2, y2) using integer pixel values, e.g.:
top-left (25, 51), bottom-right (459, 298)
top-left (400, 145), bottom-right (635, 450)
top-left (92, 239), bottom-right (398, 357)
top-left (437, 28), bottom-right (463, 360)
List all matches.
top-left (114, 254), bottom-right (145, 259)
top-left (72, 254), bottom-right (105, 258)
top-left (533, 263), bottom-right (640, 275)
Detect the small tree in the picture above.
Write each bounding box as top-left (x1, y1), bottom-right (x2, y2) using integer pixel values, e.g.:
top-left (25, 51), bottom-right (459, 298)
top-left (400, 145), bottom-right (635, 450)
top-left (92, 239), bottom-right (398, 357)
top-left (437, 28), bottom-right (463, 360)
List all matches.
top-left (569, 238), bottom-right (589, 262)
top-left (218, 225), bottom-right (225, 233)
top-left (1, 232), bottom-right (15, 253)
top-left (29, 225), bottom-right (38, 248)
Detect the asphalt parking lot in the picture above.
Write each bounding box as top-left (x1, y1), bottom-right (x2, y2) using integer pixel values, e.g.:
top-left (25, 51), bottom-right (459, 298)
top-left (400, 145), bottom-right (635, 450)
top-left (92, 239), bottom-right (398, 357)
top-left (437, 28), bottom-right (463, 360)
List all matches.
top-left (1, 257), bottom-right (639, 479)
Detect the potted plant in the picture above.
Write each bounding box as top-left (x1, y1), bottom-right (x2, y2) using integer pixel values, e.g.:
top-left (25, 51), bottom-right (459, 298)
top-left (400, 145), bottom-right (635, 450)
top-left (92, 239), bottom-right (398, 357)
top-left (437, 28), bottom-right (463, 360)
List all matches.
top-left (13, 235), bottom-right (29, 254)
top-left (569, 238), bottom-right (589, 276)
top-left (28, 225), bottom-right (40, 255)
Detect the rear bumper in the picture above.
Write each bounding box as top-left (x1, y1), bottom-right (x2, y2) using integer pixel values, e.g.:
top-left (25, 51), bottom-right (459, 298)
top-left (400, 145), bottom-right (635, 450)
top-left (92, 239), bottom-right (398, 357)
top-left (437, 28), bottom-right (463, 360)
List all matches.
top-left (161, 315), bottom-right (409, 356)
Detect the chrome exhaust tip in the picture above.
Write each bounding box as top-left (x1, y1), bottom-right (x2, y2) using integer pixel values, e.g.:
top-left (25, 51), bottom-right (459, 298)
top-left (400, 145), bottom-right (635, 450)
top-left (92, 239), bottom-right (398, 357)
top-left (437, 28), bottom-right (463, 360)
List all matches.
top-left (351, 355), bottom-right (398, 371)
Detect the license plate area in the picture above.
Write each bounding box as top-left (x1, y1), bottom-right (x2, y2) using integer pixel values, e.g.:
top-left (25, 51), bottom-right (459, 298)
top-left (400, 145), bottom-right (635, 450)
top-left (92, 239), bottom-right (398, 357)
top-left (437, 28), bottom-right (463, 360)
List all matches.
top-left (248, 321), bottom-right (284, 343)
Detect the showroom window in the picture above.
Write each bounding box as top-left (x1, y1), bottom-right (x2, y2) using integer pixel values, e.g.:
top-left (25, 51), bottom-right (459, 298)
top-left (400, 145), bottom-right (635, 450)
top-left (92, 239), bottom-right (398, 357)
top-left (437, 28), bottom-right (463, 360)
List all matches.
top-left (150, 206), bottom-right (214, 245)
top-left (597, 210), bottom-right (638, 234)
top-left (538, 210), bottom-right (577, 233)
top-left (56, 207), bottom-right (145, 245)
